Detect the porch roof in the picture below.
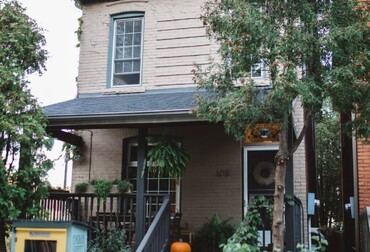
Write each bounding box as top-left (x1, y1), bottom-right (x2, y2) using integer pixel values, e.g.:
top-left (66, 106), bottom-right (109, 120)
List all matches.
top-left (44, 88), bottom-right (204, 129)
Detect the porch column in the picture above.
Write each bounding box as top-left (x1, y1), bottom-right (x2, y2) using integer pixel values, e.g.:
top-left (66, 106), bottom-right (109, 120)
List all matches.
top-left (135, 127), bottom-right (147, 247)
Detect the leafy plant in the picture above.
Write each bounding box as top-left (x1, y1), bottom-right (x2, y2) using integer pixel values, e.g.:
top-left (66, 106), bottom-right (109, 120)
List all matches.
top-left (145, 136), bottom-right (190, 180)
top-left (88, 228), bottom-right (132, 252)
top-left (62, 142), bottom-right (80, 161)
top-left (195, 0), bottom-right (370, 249)
top-left (221, 196), bottom-right (272, 252)
top-left (75, 182), bottom-right (89, 193)
top-left (316, 102), bottom-right (342, 228)
top-left (92, 180), bottom-right (112, 200)
top-left (116, 180), bottom-right (133, 193)
top-left (192, 214), bottom-right (235, 252)
top-left (297, 235), bottom-right (328, 252)
top-left (0, 1), bottom-right (50, 251)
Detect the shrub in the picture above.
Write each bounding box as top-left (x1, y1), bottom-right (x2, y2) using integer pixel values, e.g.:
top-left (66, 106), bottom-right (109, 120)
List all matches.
top-left (88, 229), bottom-right (131, 252)
top-left (92, 180), bottom-right (112, 200)
top-left (116, 180), bottom-right (133, 193)
top-left (192, 214), bottom-right (235, 252)
top-left (75, 182), bottom-right (89, 193)
top-left (221, 196), bottom-right (272, 252)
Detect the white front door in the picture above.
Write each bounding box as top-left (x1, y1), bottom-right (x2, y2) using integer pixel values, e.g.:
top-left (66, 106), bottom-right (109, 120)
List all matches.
top-left (243, 144), bottom-right (278, 214)
top-left (243, 144), bottom-right (278, 249)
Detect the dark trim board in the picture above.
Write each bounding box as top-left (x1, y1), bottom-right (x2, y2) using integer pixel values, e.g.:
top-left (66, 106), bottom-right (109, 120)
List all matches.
top-left (47, 129), bottom-right (84, 147)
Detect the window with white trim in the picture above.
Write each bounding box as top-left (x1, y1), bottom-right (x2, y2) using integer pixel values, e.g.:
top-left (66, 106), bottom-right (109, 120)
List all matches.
top-left (109, 14), bottom-right (143, 86)
top-left (123, 139), bottom-right (180, 213)
top-left (251, 59), bottom-right (267, 79)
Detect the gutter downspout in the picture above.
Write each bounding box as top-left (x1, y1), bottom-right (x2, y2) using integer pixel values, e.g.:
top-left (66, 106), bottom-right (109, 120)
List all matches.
top-left (85, 130), bottom-right (93, 181)
top-left (352, 113), bottom-right (359, 252)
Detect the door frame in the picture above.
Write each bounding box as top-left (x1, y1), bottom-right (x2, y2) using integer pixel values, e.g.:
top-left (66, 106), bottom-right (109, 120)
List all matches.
top-left (243, 144), bottom-right (278, 215)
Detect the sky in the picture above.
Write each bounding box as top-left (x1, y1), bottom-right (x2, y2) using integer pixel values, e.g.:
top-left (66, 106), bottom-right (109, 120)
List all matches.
top-left (17, 0), bottom-right (82, 188)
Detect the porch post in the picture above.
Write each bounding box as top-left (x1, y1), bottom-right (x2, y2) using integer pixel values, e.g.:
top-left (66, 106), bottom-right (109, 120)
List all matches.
top-left (135, 127), bottom-right (147, 248)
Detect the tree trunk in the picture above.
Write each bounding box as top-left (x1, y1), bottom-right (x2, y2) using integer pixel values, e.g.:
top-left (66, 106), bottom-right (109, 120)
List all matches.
top-left (0, 218), bottom-right (7, 252)
top-left (272, 124), bottom-right (289, 251)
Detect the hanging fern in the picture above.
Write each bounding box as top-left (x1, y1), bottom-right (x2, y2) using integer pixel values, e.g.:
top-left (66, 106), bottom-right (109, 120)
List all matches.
top-left (145, 136), bottom-right (190, 180)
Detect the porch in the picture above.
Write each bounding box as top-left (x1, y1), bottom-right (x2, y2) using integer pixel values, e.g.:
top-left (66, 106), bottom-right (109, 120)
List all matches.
top-left (37, 191), bottom-right (176, 251)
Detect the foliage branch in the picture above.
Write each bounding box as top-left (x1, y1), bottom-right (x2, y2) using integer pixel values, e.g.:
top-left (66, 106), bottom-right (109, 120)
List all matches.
top-left (192, 214), bottom-right (235, 252)
top-left (316, 102), bottom-right (342, 228)
top-left (0, 1), bottom-right (51, 251)
top-left (145, 136), bottom-right (190, 180)
top-left (221, 196), bottom-right (272, 252)
top-left (194, 0), bottom-right (369, 250)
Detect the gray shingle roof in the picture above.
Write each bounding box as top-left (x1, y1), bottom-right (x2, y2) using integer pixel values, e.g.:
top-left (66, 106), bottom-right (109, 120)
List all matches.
top-left (45, 90), bottom-right (196, 116)
top-left (44, 88), bottom-right (201, 128)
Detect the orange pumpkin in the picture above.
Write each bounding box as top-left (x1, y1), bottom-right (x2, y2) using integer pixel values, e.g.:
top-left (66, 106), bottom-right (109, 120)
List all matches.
top-left (170, 240), bottom-right (191, 252)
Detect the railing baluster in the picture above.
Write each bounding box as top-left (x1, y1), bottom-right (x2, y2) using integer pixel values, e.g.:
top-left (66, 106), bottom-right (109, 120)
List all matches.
top-left (33, 192), bottom-right (169, 250)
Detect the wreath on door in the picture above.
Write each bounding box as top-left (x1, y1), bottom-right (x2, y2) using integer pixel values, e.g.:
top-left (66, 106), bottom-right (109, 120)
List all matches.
top-left (252, 161), bottom-right (275, 186)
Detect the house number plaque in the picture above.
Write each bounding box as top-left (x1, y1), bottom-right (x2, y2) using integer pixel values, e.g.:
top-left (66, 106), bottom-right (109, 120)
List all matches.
top-left (216, 169), bottom-right (230, 177)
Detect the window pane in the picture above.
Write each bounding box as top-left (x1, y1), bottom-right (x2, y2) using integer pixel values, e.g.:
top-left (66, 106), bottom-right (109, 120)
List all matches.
top-left (134, 33), bottom-right (141, 45)
top-left (252, 63), bottom-right (262, 78)
top-left (133, 46), bottom-right (141, 57)
top-left (115, 48), bottom-right (123, 59)
top-left (126, 21), bottom-right (133, 33)
top-left (116, 21), bottom-right (125, 34)
top-left (134, 20), bottom-right (142, 32)
top-left (122, 73), bottom-right (140, 84)
top-left (159, 179), bottom-right (169, 191)
top-left (148, 179), bottom-right (158, 191)
top-left (25, 240), bottom-right (57, 252)
top-left (133, 60), bottom-right (140, 72)
top-left (128, 167), bottom-right (137, 179)
top-left (129, 145), bottom-right (138, 162)
top-left (116, 35), bottom-right (124, 46)
top-left (124, 61), bottom-right (132, 72)
top-left (124, 34), bottom-right (133, 46)
top-left (114, 61), bottom-right (123, 73)
top-left (124, 47), bottom-right (132, 58)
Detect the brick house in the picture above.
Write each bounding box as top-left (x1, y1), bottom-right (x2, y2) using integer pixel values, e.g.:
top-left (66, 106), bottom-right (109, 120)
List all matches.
top-left (358, 140), bottom-right (370, 250)
top-left (43, 0), bottom-right (312, 250)
top-left (341, 129), bottom-right (370, 251)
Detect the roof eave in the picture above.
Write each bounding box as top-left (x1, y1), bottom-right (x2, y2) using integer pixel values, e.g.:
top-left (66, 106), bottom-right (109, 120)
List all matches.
top-left (46, 110), bottom-right (204, 129)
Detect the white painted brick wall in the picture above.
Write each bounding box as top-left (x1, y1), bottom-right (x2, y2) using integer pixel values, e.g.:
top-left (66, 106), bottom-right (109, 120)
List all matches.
top-left (78, 0), bottom-right (209, 94)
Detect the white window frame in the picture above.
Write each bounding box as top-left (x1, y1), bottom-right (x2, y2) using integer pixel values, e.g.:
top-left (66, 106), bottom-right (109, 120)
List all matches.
top-left (125, 141), bottom-right (181, 213)
top-left (109, 14), bottom-right (144, 87)
top-left (251, 59), bottom-right (267, 79)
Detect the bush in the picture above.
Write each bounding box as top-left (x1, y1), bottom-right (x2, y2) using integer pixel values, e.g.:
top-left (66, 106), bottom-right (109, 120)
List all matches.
top-left (116, 180), bottom-right (133, 193)
top-left (192, 214), bottom-right (235, 252)
top-left (88, 228), bottom-right (132, 252)
top-left (92, 180), bottom-right (112, 200)
top-left (221, 196), bottom-right (272, 252)
top-left (75, 182), bottom-right (89, 193)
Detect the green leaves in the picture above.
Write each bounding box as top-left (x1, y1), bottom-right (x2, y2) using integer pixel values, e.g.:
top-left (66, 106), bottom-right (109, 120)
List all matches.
top-left (145, 136), bottom-right (191, 180)
top-left (221, 196), bottom-right (273, 252)
top-left (196, 0), bottom-right (370, 141)
top-left (92, 180), bottom-right (113, 200)
top-left (0, 1), bottom-right (51, 249)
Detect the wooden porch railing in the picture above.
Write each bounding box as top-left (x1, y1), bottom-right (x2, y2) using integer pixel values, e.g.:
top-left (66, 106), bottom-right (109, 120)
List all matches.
top-left (136, 195), bottom-right (171, 252)
top-left (38, 192), bottom-right (170, 250)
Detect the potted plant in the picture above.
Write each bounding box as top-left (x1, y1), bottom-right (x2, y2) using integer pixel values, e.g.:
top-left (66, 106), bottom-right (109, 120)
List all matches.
top-left (91, 179), bottom-right (113, 200)
top-left (145, 136), bottom-right (191, 180)
top-left (115, 179), bottom-right (133, 193)
top-left (75, 182), bottom-right (89, 193)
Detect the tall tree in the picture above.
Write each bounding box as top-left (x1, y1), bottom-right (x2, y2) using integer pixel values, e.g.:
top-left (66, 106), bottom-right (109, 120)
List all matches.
top-left (194, 0), bottom-right (369, 250)
top-left (0, 1), bottom-right (51, 250)
top-left (316, 105), bottom-right (342, 229)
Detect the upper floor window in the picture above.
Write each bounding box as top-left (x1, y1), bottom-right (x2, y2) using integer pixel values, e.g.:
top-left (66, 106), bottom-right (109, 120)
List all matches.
top-left (251, 60), bottom-right (267, 79)
top-left (109, 13), bottom-right (144, 87)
